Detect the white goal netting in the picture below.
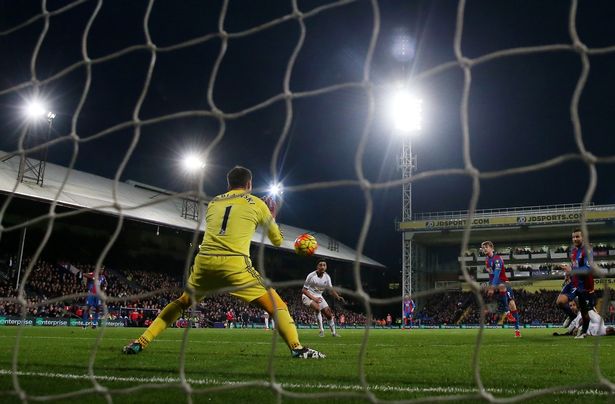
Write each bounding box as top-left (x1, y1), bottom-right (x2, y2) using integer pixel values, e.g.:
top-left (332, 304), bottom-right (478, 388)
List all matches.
top-left (1, 0), bottom-right (615, 402)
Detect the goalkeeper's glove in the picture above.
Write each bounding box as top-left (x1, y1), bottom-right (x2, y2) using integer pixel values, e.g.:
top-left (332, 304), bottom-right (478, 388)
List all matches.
top-left (263, 196), bottom-right (277, 218)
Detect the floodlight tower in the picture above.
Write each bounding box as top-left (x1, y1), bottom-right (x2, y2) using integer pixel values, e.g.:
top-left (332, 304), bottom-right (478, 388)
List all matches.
top-left (181, 153), bottom-right (206, 221)
top-left (13, 100), bottom-right (56, 186)
top-left (390, 88), bottom-right (422, 315)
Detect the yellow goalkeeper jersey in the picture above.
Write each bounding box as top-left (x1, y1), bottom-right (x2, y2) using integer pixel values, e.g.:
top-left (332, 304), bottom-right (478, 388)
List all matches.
top-left (199, 189), bottom-right (283, 256)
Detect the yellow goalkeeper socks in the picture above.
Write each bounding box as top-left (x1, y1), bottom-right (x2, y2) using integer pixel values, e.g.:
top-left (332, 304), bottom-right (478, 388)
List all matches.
top-left (274, 309), bottom-right (302, 350)
top-left (139, 300), bottom-right (184, 348)
top-left (254, 290), bottom-right (303, 350)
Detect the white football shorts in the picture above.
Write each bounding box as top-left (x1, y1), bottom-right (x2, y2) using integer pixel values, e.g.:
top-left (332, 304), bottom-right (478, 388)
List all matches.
top-left (302, 294), bottom-right (329, 310)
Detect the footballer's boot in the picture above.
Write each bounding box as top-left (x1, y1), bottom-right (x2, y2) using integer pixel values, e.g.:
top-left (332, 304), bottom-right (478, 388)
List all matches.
top-left (292, 347), bottom-right (326, 359)
top-left (332, 333), bottom-right (341, 338)
top-left (574, 333), bottom-right (587, 339)
top-left (318, 330), bottom-right (324, 337)
top-left (514, 330), bottom-right (522, 338)
top-left (122, 340), bottom-right (144, 355)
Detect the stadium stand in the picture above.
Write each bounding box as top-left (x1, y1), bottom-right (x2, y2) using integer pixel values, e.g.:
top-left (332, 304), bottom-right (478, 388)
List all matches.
top-left (415, 289), bottom-right (610, 326)
top-left (2, 255), bottom-right (612, 327)
top-left (0, 256), bottom-right (367, 327)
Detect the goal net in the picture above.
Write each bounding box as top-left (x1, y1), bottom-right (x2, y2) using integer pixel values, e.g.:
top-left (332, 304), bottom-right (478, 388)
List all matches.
top-left (1, 0), bottom-right (614, 402)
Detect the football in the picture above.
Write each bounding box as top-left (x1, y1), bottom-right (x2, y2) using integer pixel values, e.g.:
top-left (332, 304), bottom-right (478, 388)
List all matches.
top-left (294, 233), bottom-right (318, 256)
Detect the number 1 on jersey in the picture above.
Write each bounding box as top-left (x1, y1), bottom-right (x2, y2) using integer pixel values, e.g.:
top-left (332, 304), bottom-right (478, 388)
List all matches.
top-left (219, 206), bottom-right (232, 235)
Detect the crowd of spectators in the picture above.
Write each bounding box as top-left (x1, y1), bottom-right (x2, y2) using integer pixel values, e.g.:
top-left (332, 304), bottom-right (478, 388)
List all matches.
top-left (0, 257), bottom-right (367, 327)
top-left (414, 289), bottom-right (611, 326)
top-left (415, 291), bottom-right (469, 325)
top-left (1, 256), bottom-right (613, 327)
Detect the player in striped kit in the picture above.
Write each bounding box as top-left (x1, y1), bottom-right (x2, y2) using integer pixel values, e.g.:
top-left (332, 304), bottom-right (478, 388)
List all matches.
top-left (556, 228), bottom-right (595, 338)
top-left (82, 269), bottom-right (107, 329)
top-left (402, 296), bottom-right (415, 329)
top-left (481, 241), bottom-right (521, 337)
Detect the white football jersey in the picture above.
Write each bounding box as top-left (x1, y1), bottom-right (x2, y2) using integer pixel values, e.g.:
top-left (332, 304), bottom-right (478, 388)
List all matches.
top-left (303, 271), bottom-right (332, 297)
top-left (570, 310), bottom-right (606, 336)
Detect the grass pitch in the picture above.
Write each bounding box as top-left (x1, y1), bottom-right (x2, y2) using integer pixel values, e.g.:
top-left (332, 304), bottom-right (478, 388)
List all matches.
top-left (0, 327), bottom-right (614, 403)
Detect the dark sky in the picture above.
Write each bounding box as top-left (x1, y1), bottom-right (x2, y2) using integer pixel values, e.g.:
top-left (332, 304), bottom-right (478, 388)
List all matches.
top-left (1, 0), bottom-right (614, 274)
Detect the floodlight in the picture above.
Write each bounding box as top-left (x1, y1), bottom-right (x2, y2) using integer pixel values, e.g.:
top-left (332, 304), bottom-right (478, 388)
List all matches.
top-left (16, 99), bottom-right (56, 187)
top-left (390, 89), bottom-right (422, 134)
top-left (25, 100), bottom-right (47, 120)
top-left (268, 182), bottom-right (283, 197)
top-left (182, 154), bottom-right (206, 172)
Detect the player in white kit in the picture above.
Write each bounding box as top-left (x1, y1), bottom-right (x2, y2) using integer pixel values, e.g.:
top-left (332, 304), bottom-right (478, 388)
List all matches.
top-left (302, 259), bottom-right (346, 337)
top-left (553, 300), bottom-right (615, 337)
top-left (263, 311), bottom-right (274, 330)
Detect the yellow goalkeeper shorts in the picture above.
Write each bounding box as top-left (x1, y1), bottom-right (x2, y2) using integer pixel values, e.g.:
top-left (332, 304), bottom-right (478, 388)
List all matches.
top-left (186, 254), bottom-right (267, 303)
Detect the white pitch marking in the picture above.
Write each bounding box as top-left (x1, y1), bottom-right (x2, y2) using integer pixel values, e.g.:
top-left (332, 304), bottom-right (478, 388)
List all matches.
top-left (0, 369), bottom-right (608, 396)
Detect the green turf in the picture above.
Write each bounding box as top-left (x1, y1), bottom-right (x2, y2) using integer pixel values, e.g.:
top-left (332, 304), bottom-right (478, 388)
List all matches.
top-left (0, 327), bottom-right (614, 403)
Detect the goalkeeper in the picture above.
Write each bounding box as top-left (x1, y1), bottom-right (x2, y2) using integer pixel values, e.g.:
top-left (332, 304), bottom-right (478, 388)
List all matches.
top-left (123, 166), bottom-right (325, 359)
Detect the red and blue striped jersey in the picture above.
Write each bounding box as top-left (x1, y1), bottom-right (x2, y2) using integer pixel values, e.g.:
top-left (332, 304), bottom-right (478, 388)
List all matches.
top-left (403, 299), bottom-right (415, 315)
top-left (485, 255), bottom-right (508, 286)
top-left (571, 245), bottom-right (593, 292)
top-left (86, 273), bottom-right (106, 294)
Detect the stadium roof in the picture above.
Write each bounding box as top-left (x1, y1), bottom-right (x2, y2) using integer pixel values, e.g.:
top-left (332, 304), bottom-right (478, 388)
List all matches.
top-left (0, 152), bottom-right (384, 268)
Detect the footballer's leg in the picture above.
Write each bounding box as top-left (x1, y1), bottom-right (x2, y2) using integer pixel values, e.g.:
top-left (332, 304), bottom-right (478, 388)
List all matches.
top-left (575, 291), bottom-right (591, 338)
top-left (254, 290), bottom-right (325, 359)
top-left (212, 255), bottom-right (324, 359)
top-left (506, 286), bottom-right (521, 337)
top-left (316, 311), bottom-right (324, 337)
top-left (92, 301), bottom-right (101, 329)
top-left (322, 306), bottom-right (339, 337)
top-left (557, 284), bottom-right (576, 326)
top-left (82, 305), bottom-right (89, 329)
top-left (124, 257), bottom-right (211, 353)
top-left (254, 290), bottom-right (301, 349)
top-left (123, 291), bottom-right (194, 354)
top-left (302, 294), bottom-right (324, 336)
top-left (496, 286), bottom-right (509, 324)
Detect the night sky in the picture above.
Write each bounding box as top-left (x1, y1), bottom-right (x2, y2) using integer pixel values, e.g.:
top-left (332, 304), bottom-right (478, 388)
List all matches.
top-left (1, 0), bottom-right (614, 274)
